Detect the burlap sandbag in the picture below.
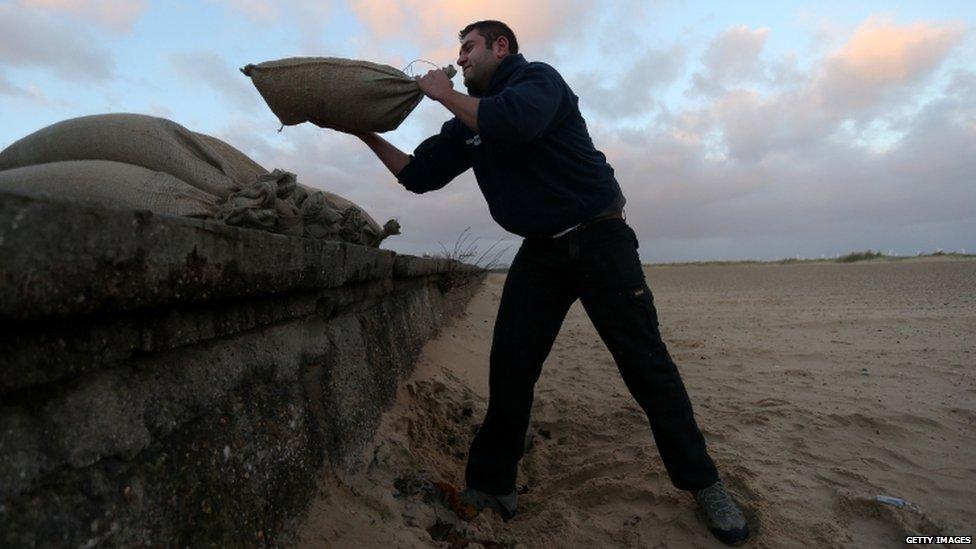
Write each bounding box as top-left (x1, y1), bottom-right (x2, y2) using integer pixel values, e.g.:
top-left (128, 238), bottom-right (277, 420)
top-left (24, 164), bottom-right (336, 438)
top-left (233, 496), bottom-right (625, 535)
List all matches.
top-left (179, 131), bottom-right (399, 244)
top-left (300, 189), bottom-right (400, 246)
top-left (256, 168), bottom-right (399, 245)
top-left (0, 114), bottom-right (239, 198)
top-left (217, 178), bottom-right (277, 232)
top-left (241, 57), bottom-right (455, 132)
top-left (193, 132), bottom-right (269, 187)
top-left (0, 160), bottom-right (219, 218)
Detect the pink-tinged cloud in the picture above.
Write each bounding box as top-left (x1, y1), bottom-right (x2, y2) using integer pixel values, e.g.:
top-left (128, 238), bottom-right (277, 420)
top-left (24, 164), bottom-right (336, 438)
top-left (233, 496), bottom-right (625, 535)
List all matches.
top-left (352, 0), bottom-right (407, 37)
top-left (349, 0), bottom-right (596, 63)
top-left (818, 17), bottom-right (965, 111)
top-left (17, 0), bottom-right (148, 32)
top-left (689, 15), bottom-right (968, 164)
top-left (831, 17), bottom-right (964, 82)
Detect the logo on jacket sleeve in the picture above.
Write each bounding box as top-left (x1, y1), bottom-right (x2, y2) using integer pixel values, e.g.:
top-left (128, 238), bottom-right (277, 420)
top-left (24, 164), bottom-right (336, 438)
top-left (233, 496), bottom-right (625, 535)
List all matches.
top-left (465, 135), bottom-right (482, 146)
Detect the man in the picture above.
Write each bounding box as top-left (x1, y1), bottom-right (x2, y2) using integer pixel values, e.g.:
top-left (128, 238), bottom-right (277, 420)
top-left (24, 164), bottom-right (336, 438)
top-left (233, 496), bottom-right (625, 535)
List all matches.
top-left (335, 20), bottom-right (749, 546)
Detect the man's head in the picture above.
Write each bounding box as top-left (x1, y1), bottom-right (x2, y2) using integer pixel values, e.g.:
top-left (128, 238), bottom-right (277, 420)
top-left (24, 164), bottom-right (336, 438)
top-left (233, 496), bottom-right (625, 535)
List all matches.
top-left (457, 20), bottom-right (518, 94)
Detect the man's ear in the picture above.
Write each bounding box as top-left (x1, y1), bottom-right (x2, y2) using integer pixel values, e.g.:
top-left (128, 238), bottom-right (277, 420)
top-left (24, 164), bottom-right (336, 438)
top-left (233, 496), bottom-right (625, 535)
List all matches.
top-left (493, 36), bottom-right (509, 58)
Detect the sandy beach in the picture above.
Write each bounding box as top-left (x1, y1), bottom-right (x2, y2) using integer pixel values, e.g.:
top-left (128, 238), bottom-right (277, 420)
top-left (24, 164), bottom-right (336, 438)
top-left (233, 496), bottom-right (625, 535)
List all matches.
top-left (297, 257), bottom-right (976, 548)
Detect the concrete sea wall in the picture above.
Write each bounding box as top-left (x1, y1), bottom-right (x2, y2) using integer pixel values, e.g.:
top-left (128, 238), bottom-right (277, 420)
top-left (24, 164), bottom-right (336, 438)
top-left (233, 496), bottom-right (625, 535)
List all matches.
top-left (0, 192), bottom-right (484, 546)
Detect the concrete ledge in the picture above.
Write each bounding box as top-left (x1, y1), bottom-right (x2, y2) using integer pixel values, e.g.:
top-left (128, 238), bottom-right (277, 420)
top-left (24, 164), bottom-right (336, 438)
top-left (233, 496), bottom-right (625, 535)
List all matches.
top-left (0, 191), bottom-right (410, 320)
top-left (0, 192), bottom-right (485, 546)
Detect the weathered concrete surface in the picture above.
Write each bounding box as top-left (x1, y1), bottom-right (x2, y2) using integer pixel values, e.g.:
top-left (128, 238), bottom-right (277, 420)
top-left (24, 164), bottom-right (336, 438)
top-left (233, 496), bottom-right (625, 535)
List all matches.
top-left (0, 192), bottom-right (485, 547)
top-left (0, 191), bottom-right (399, 320)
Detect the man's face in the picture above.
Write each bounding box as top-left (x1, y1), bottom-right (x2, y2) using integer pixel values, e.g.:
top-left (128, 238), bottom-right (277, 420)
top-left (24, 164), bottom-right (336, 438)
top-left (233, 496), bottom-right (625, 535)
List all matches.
top-left (457, 30), bottom-right (504, 94)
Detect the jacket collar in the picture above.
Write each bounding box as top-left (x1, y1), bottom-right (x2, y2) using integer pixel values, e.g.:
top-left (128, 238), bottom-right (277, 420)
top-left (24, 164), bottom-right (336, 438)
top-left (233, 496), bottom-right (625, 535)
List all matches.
top-left (476, 53), bottom-right (526, 97)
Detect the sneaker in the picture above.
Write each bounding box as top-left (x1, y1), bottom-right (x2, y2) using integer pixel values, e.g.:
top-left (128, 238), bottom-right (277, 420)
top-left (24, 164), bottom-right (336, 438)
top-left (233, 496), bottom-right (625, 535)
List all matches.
top-left (693, 480), bottom-right (750, 546)
top-left (458, 488), bottom-right (518, 520)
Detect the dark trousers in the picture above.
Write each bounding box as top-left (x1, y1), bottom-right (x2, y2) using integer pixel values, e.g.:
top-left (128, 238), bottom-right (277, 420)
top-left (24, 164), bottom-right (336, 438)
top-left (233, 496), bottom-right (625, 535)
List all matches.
top-left (464, 219), bottom-right (719, 495)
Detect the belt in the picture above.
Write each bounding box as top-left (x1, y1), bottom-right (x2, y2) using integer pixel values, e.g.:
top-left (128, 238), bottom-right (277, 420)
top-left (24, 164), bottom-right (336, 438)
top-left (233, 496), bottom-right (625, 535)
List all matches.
top-left (550, 211), bottom-right (625, 238)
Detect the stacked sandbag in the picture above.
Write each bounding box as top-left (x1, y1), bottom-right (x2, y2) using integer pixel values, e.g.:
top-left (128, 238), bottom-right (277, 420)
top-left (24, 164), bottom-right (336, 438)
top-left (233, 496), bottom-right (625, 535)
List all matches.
top-left (241, 57), bottom-right (455, 132)
top-left (0, 114), bottom-right (240, 198)
top-left (217, 169), bottom-right (303, 237)
top-left (301, 186), bottom-right (402, 245)
top-left (193, 135), bottom-right (399, 245)
top-left (193, 132), bottom-right (268, 187)
top-left (0, 160), bottom-right (219, 218)
top-left (0, 113), bottom-right (401, 247)
top-left (219, 168), bottom-right (401, 247)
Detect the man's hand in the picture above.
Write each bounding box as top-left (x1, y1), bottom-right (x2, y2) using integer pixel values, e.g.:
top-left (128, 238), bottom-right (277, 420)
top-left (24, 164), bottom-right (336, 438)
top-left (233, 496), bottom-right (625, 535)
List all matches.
top-left (415, 68), bottom-right (479, 132)
top-left (416, 69), bottom-right (454, 102)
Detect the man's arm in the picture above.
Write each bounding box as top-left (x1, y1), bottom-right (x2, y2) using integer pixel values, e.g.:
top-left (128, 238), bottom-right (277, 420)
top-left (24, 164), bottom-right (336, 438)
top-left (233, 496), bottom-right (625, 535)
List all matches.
top-left (355, 129), bottom-right (469, 193)
top-left (357, 132), bottom-right (410, 176)
top-left (310, 103), bottom-right (470, 193)
top-left (434, 90), bottom-right (480, 133)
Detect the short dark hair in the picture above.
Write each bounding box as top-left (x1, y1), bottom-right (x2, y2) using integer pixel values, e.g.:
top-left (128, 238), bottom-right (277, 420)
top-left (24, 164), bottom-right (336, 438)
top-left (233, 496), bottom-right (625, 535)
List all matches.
top-left (458, 20), bottom-right (519, 55)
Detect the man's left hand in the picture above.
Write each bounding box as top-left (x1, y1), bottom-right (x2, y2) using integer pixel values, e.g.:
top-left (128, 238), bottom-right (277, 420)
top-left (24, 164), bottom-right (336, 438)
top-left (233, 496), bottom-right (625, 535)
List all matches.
top-left (416, 69), bottom-right (454, 102)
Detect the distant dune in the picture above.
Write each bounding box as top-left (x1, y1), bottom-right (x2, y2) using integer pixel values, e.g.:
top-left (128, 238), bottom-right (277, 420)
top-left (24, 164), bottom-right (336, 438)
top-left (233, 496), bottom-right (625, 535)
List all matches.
top-left (650, 251), bottom-right (976, 268)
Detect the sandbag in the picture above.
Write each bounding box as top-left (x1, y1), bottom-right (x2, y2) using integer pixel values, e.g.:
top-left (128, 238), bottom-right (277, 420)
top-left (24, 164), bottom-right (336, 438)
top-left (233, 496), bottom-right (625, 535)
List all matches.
top-left (0, 160), bottom-right (219, 218)
top-left (257, 168), bottom-right (398, 245)
top-left (0, 114), bottom-right (240, 198)
top-left (193, 132), bottom-right (268, 187)
top-left (297, 185), bottom-right (383, 237)
top-left (275, 197), bottom-right (304, 237)
top-left (217, 178), bottom-right (277, 232)
top-left (168, 130), bottom-right (399, 244)
top-left (216, 169), bottom-right (306, 236)
top-left (300, 189), bottom-right (400, 246)
top-left (298, 190), bottom-right (346, 240)
top-left (241, 57), bottom-right (455, 132)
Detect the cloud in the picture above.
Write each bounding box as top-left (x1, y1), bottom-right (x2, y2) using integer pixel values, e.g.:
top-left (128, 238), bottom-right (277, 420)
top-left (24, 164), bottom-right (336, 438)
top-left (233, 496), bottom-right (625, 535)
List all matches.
top-left (817, 16), bottom-right (965, 115)
top-left (147, 102), bottom-right (176, 120)
top-left (16, 0), bottom-right (148, 32)
top-left (572, 14), bottom-right (974, 261)
top-left (169, 51), bottom-right (260, 110)
top-left (598, 78), bottom-right (976, 260)
top-left (690, 25), bottom-right (770, 97)
top-left (688, 18), bottom-right (967, 165)
top-left (208, 0), bottom-right (332, 54)
top-left (349, 0), bottom-right (598, 64)
top-left (0, 4), bottom-right (114, 81)
top-left (207, 0), bottom-right (279, 21)
top-left (0, 68), bottom-right (37, 100)
top-left (572, 45), bottom-right (685, 119)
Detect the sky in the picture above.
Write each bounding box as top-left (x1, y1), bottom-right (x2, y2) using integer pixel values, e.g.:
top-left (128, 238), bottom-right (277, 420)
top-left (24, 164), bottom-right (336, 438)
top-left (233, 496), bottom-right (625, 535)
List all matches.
top-left (1, 0), bottom-right (974, 263)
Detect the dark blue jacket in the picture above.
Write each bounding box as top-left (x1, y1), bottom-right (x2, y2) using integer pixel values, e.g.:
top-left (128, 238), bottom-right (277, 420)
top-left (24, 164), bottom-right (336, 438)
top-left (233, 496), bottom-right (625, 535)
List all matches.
top-left (396, 53), bottom-right (624, 238)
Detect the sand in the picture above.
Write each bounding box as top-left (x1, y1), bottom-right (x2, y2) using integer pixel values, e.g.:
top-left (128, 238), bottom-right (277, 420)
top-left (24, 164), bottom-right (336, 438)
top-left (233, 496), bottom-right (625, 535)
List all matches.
top-left (296, 257), bottom-right (976, 548)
